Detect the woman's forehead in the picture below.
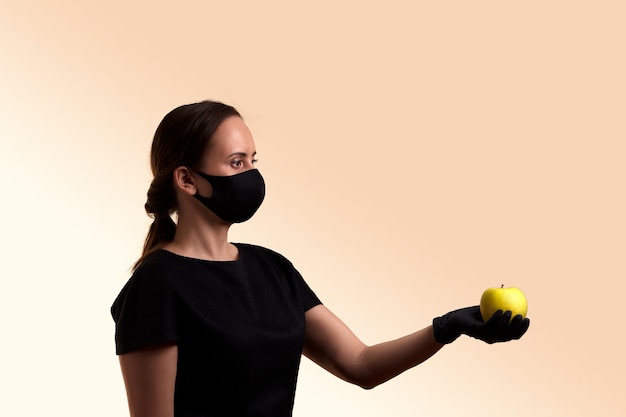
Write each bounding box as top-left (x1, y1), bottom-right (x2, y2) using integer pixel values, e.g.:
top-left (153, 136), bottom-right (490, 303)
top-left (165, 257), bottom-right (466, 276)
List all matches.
top-left (207, 116), bottom-right (256, 155)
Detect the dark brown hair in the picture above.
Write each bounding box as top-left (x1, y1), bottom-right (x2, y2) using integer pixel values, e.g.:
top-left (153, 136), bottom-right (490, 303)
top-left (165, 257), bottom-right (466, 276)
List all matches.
top-left (133, 100), bottom-right (241, 270)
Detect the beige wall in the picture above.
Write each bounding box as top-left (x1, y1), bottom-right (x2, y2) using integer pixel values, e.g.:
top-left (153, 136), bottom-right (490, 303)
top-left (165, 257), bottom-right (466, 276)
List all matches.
top-left (1, 1), bottom-right (624, 416)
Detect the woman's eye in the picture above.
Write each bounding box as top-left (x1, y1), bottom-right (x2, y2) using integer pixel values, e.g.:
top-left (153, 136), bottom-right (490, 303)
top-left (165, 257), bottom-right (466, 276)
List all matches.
top-left (230, 158), bottom-right (257, 168)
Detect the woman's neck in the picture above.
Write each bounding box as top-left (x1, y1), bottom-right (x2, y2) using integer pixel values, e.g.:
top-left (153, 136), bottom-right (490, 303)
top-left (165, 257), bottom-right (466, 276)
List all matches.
top-left (163, 212), bottom-right (238, 261)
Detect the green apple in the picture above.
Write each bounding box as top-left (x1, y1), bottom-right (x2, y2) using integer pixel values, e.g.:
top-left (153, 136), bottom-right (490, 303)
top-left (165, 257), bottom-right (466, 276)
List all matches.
top-left (480, 285), bottom-right (528, 322)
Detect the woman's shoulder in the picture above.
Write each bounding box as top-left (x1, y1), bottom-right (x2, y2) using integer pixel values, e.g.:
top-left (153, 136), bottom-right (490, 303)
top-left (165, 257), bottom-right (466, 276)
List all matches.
top-left (235, 243), bottom-right (293, 264)
top-left (133, 249), bottom-right (181, 276)
top-left (120, 249), bottom-right (189, 292)
top-left (111, 250), bottom-right (180, 322)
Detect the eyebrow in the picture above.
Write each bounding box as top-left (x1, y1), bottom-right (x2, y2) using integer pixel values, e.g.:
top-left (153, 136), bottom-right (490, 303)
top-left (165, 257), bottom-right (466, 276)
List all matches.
top-left (227, 151), bottom-right (257, 158)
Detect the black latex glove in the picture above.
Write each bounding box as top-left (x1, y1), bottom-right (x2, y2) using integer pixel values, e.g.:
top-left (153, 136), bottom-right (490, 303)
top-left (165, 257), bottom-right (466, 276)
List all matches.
top-left (432, 306), bottom-right (530, 344)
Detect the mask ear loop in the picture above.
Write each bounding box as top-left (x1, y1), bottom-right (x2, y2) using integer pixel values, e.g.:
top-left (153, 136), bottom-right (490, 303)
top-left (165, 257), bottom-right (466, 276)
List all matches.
top-left (187, 167), bottom-right (215, 200)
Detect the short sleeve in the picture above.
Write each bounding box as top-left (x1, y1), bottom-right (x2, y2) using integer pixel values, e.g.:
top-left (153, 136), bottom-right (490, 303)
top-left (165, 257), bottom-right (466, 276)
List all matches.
top-left (292, 267), bottom-right (322, 312)
top-left (111, 262), bottom-right (180, 355)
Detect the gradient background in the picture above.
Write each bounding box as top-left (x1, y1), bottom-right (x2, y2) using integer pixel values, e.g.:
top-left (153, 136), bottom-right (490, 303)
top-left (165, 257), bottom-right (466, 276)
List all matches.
top-left (1, 1), bottom-right (624, 416)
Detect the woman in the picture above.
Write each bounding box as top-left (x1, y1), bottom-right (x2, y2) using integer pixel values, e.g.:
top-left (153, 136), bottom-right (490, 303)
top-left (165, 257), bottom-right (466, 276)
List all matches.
top-left (111, 100), bottom-right (529, 417)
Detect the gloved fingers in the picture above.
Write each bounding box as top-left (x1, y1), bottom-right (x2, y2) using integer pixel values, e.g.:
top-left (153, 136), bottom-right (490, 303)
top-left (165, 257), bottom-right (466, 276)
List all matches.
top-left (516, 317), bottom-right (530, 339)
top-left (497, 314), bottom-right (531, 342)
top-left (476, 310), bottom-right (508, 343)
top-left (484, 309), bottom-right (509, 332)
top-left (501, 310), bottom-right (513, 324)
top-left (498, 313), bottom-right (524, 341)
top-left (483, 309), bottom-right (504, 325)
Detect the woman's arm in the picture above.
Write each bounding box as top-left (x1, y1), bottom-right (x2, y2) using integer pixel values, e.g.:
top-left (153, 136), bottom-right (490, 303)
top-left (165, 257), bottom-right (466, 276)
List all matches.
top-left (118, 344), bottom-right (178, 417)
top-left (303, 305), bottom-right (444, 389)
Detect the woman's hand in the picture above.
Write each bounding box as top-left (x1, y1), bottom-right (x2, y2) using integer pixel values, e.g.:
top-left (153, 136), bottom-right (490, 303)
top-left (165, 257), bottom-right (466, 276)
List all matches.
top-left (432, 306), bottom-right (530, 344)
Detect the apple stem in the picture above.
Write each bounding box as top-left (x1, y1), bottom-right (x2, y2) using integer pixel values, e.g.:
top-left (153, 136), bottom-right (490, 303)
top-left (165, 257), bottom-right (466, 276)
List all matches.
top-left (501, 284), bottom-right (504, 288)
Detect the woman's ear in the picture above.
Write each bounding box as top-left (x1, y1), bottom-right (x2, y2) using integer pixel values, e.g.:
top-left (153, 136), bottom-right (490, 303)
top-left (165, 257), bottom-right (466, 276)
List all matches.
top-left (172, 166), bottom-right (197, 196)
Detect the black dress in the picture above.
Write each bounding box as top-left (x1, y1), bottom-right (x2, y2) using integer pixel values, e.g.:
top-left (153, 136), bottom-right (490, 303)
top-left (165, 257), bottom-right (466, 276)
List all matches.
top-left (111, 243), bottom-right (322, 417)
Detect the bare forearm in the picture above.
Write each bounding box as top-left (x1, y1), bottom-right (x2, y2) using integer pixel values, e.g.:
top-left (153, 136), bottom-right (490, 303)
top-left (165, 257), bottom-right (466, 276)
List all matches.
top-left (304, 306), bottom-right (445, 389)
top-left (354, 325), bottom-right (444, 389)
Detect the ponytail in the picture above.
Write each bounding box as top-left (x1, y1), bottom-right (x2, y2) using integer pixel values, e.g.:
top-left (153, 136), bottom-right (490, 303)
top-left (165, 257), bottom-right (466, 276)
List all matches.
top-left (132, 175), bottom-right (177, 270)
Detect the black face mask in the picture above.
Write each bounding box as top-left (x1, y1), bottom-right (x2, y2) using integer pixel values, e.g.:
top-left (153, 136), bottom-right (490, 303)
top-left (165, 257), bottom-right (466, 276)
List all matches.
top-left (193, 168), bottom-right (265, 223)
